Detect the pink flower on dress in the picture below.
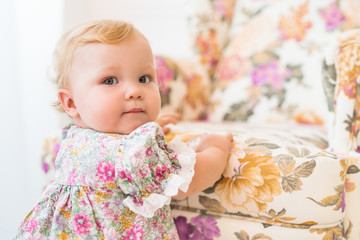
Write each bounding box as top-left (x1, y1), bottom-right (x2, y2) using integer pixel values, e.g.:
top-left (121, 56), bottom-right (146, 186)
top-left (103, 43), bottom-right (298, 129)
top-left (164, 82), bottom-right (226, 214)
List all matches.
top-left (25, 217), bottom-right (40, 233)
top-left (23, 232), bottom-right (45, 240)
top-left (124, 224), bottom-right (144, 240)
top-left (66, 169), bottom-right (78, 185)
top-left (119, 169), bottom-right (133, 183)
top-left (73, 212), bottom-right (92, 236)
top-left (155, 165), bottom-right (169, 180)
top-left (320, 2), bottom-right (345, 30)
top-left (104, 227), bottom-right (120, 240)
top-left (96, 160), bottom-right (116, 184)
top-left (145, 147), bottom-right (153, 157)
top-left (138, 165), bottom-right (150, 178)
top-left (251, 60), bottom-right (290, 91)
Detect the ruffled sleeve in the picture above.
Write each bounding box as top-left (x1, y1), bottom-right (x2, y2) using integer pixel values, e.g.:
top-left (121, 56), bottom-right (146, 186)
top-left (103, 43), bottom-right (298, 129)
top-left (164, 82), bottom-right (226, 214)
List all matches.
top-left (115, 122), bottom-right (196, 218)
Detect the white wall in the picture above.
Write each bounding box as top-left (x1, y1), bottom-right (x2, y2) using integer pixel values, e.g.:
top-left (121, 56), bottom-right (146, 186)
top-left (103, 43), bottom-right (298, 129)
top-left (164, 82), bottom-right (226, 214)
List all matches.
top-left (63, 0), bottom-right (193, 59)
top-left (0, 0), bottom-right (191, 238)
top-left (0, 0), bottom-right (64, 238)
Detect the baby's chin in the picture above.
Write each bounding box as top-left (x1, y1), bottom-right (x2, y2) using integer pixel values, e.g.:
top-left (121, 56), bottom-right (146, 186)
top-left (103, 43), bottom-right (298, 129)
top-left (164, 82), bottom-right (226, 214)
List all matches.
top-left (107, 121), bottom-right (151, 135)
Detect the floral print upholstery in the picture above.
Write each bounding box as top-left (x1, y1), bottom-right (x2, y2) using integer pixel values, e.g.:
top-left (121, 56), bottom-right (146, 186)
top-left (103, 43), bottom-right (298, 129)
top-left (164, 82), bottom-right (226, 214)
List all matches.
top-left (38, 0), bottom-right (360, 239)
top-left (207, 0), bottom-right (360, 125)
top-left (167, 122), bottom-right (360, 239)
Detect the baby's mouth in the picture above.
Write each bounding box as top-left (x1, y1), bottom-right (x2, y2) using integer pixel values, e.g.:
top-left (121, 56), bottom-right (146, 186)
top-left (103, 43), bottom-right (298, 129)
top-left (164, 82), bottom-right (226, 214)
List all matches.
top-left (124, 108), bottom-right (144, 114)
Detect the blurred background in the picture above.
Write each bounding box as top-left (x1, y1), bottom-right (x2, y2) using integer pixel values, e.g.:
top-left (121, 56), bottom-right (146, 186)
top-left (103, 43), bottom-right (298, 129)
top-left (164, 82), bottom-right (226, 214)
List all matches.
top-left (0, 0), bottom-right (191, 238)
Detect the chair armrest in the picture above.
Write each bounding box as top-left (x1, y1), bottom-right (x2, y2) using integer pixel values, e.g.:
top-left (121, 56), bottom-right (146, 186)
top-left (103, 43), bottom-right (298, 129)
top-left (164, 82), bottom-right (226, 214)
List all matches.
top-left (344, 152), bottom-right (360, 239)
top-left (322, 29), bottom-right (360, 154)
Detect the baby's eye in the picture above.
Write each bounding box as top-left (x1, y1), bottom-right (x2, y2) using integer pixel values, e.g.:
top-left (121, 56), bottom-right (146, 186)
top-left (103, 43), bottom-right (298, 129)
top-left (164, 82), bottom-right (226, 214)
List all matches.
top-left (139, 76), bottom-right (150, 83)
top-left (103, 77), bottom-right (118, 85)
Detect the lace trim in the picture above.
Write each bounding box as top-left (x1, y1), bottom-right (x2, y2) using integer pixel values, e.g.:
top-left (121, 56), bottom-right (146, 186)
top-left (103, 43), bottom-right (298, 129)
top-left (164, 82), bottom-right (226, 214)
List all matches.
top-left (124, 137), bottom-right (196, 218)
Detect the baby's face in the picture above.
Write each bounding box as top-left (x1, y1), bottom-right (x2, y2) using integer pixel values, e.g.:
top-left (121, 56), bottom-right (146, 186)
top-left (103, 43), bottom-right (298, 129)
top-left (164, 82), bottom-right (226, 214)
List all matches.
top-left (66, 30), bottom-right (161, 134)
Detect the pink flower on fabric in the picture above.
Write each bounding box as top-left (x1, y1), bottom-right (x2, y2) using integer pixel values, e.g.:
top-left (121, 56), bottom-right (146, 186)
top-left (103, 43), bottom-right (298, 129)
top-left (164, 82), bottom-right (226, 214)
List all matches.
top-left (104, 227), bottom-right (120, 240)
top-left (73, 212), bottom-right (92, 236)
top-left (138, 165), bottom-right (150, 178)
top-left (23, 232), bottom-right (45, 240)
top-left (251, 60), bottom-right (290, 91)
top-left (155, 165), bottom-right (169, 180)
top-left (155, 56), bottom-right (174, 94)
top-left (96, 160), bottom-right (116, 184)
top-left (216, 55), bottom-right (251, 82)
top-left (66, 169), bottom-right (78, 185)
top-left (320, 2), bottom-right (345, 30)
top-left (25, 218), bottom-right (40, 233)
top-left (52, 142), bottom-right (61, 159)
top-left (174, 216), bottom-right (194, 239)
top-left (42, 161), bottom-right (49, 173)
top-left (190, 216), bottom-right (220, 239)
top-left (145, 147), bottom-right (153, 157)
top-left (124, 224), bottom-right (144, 240)
top-left (119, 169), bottom-right (133, 183)
top-left (340, 192), bottom-right (345, 212)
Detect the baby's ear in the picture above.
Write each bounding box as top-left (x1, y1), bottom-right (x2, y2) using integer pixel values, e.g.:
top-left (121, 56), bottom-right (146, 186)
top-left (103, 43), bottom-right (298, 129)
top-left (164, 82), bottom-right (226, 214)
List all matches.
top-left (58, 89), bottom-right (79, 118)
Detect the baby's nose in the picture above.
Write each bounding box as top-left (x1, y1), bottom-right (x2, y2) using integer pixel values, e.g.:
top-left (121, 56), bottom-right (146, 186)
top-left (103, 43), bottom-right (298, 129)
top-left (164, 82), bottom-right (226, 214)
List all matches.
top-left (125, 84), bottom-right (142, 100)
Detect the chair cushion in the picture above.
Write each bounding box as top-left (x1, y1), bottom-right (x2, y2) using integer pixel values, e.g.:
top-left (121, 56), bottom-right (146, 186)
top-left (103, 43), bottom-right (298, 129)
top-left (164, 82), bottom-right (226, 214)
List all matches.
top-left (168, 122), bottom-right (347, 230)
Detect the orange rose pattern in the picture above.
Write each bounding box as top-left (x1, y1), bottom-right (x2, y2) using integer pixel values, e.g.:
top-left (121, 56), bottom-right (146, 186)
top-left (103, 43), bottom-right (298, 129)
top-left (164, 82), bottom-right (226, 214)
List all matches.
top-left (278, 1), bottom-right (312, 41)
top-left (215, 154), bottom-right (282, 214)
top-left (336, 40), bottom-right (360, 99)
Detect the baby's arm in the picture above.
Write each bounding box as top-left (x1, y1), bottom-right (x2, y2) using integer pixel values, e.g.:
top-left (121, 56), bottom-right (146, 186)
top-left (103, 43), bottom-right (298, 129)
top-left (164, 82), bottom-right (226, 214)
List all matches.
top-left (174, 133), bottom-right (233, 198)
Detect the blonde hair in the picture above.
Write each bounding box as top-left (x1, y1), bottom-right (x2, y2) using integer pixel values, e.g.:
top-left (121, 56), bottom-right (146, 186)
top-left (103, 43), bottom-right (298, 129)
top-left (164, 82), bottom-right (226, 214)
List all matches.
top-left (51, 19), bottom-right (134, 112)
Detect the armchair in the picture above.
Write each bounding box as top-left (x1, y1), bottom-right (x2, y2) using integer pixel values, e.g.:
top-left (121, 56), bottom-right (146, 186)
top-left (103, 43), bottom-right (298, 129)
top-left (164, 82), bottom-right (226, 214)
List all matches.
top-left (40, 0), bottom-right (360, 239)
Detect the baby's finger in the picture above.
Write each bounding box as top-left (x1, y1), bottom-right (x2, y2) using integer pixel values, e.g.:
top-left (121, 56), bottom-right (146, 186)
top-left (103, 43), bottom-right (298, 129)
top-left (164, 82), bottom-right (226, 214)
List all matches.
top-left (162, 127), bottom-right (171, 134)
top-left (156, 113), bottom-right (179, 127)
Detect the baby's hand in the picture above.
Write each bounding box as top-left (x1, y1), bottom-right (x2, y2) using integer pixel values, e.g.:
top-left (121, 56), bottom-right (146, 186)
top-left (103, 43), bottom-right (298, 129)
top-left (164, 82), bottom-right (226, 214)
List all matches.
top-left (197, 133), bottom-right (233, 157)
top-left (156, 113), bottom-right (180, 134)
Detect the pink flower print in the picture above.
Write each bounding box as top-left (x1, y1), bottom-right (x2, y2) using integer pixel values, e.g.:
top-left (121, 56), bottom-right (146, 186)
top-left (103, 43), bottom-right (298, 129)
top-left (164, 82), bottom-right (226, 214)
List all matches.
top-left (52, 142), bottom-right (60, 159)
top-left (96, 160), bottom-right (116, 184)
top-left (190, 216), bottom-right (220, 239)
top-left (340, 192), bottom-right (345, 212)
top-left (251, 60), bottom-right (290, 91)
top-left (42, 161), bottom-right (49, 173)
top-left (213, 0), bottom-right (235, 20)
top-left (155, 56), bottom-right (174, 94)
top-left (124, 224), bottom-right (144, 240)
top-left (23, 232), bottom-right (45, 240)
top-left (138, 165), bottom-right (150, 178)
top-left (108, 195), bottom-right (123, 211)
top-left (145, 147), bottom-right (153, 157)
top-left (320, 2), bottom-right (345, 30)
top-left (66, 169), bottom-right (78, 185)
top-left (25, 217), bottom-right (40, 233)
top-left (73, 211), bottom-right (92, 236)
top-left (104, 227), bottom-right (120, 240)
top-left (80, 199), bottom-right (87, 207)
top-left (216, 55), bottom-right (251, 82)
top-left (34, 203), bottom-right (42, 214)
top-left (155, 165), bottom-right (169, 180)
top-left (119, 169), bottom-right (133, 183)
top-left (174, 216), bottom-right (194, 239)
top-left (140, 128), bottom-right (150, 134)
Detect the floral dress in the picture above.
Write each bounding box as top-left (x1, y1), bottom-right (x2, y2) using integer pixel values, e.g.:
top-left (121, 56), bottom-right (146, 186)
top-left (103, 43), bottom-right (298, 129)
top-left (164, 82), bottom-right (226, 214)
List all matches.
top-left (15, 122), bottom-right (196, 240)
